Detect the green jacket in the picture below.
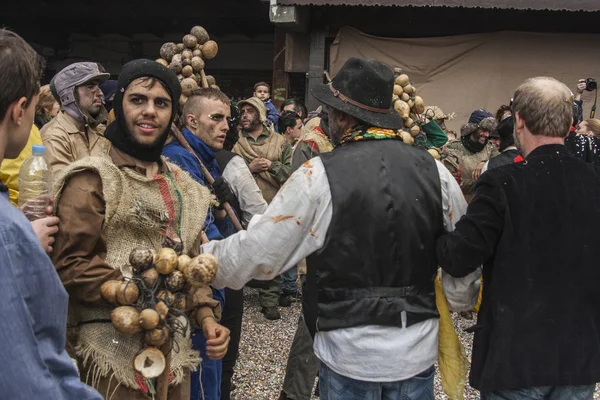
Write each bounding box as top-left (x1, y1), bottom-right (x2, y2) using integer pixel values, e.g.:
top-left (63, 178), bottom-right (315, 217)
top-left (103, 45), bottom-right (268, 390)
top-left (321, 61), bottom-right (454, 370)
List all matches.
top-left (240, 128), bottom-right (292, 185)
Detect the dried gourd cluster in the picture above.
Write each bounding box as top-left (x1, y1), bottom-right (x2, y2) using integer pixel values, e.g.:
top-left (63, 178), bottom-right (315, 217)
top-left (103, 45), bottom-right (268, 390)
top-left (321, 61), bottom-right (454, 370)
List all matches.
top-left (101, 247), bottom-right (218, 379)
top-left (156, 25), bottom-right (219, 109)
top-left (391, 69), bottom-right (442, 159)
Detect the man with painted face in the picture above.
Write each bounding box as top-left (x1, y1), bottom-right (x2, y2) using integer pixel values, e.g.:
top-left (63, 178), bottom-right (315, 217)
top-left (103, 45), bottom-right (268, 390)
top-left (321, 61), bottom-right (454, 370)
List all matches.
top-left (446, 110), bottom-right (499, 202)
top-left (51, 59), bottom-right (228, 400)
top-left (232, 96), bottom-right (292, 320)
top-left (163, 87), bottom-right (261, 400)
top-left (41, 62), bottom-right (111, 174)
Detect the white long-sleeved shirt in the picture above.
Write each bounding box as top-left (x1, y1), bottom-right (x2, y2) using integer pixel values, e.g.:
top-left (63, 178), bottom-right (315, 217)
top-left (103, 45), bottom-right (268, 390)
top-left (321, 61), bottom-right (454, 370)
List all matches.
top-left (203, 156), bottom-right (481, 382)
top-left (220, 155), bottom-right (268, 226)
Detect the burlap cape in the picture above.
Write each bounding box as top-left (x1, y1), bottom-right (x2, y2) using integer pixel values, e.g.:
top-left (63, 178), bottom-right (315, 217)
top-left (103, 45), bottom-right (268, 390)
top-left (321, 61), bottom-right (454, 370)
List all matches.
top-left (233, 126), bottom-right (287, 203)
top-left (53, 156), bottom-right (212, 398)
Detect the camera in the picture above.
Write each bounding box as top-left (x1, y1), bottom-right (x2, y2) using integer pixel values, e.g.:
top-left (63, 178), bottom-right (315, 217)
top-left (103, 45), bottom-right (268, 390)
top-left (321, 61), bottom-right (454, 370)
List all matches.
top-left (585, 78), bottom-right (597, 92)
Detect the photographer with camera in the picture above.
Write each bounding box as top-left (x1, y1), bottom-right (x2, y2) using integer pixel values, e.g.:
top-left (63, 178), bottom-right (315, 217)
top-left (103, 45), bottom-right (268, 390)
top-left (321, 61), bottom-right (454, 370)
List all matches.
top-left (565, 78), bottom-right (600, 165)
top-left (574, 78), bottom-right (598, 122)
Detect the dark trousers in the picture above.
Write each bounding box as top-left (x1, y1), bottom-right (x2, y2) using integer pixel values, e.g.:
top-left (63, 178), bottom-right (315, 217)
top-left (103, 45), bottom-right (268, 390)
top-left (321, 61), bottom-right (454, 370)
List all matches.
top-left (258, 275), bottom-right (282, 308)
top-left (282, 315), bottom-right (321, 399)
top-left (220, 287), bottom-right (244, 400)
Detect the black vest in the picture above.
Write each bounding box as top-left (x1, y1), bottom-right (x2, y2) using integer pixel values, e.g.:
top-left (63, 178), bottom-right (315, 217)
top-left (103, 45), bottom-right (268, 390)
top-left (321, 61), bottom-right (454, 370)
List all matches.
top-left (487, 149), bottom-right (519, 171)
top-left (215, 150), bottom-right (243, 220)
top-left (303, 140), bottom-right (443, 336)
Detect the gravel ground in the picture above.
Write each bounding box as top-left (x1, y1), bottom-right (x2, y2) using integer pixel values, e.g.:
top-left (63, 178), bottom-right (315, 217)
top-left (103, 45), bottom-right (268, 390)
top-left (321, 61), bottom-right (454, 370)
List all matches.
top-left (232, 287), bottom-right (600, 399)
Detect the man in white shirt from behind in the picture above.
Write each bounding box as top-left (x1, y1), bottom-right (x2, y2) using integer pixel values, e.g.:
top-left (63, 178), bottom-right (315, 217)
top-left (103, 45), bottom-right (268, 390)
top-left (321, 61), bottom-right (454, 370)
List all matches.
top-left (202, 58), bottom-right (480, 400)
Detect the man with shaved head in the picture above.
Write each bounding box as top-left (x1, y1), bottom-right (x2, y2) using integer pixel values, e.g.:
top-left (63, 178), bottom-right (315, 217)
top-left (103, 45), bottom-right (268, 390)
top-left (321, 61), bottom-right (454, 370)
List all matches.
top-left (437, 77), bottom-right (600, 399)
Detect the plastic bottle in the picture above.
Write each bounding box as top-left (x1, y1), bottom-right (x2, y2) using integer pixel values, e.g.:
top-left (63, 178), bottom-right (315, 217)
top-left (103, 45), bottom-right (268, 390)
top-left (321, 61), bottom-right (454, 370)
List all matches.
top-left (18, 145), bottom-right (53, 221)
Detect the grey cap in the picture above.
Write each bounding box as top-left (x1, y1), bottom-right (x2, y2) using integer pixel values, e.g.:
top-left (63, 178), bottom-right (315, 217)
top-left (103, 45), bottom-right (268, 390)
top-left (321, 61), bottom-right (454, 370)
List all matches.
top-left (53, 62), bottom-right (110, 107)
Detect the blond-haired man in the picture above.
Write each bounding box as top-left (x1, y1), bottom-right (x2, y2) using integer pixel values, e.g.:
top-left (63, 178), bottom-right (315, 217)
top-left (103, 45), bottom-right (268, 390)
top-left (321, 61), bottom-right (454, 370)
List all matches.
top-left (437, 77), bottom-right (600, 399)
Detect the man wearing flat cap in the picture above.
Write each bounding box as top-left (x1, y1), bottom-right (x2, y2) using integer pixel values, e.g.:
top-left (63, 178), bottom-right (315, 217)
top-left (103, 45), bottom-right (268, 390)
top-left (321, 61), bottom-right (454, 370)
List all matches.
top-left (200, 58), bottom-right (480, 399)
top-left (51, 59), bottom-right (229, 400)
top-left (41, 62), bottom-right (111, 174)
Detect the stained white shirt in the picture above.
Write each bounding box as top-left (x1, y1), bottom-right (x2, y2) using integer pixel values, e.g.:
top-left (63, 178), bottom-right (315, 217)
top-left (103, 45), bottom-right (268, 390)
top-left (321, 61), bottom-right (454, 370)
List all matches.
top-left (203, 156), bottom-right (481, 382)
top-left (220, 155), bottom-right (268, 226)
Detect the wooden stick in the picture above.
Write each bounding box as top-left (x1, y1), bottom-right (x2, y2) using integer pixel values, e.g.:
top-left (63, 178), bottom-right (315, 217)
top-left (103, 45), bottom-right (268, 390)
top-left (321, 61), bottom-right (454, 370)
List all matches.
top-left (171, 124), bottom-right (244, 232)
top-left (156, 341), bottom-right (172, 400)
top-left (199, 69), bottom-right (209, 89)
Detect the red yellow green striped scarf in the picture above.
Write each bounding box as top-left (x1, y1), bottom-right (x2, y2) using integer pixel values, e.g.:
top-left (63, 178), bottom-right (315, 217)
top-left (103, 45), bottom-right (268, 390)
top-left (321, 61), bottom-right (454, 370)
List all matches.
top-left (337, 124), bottom-right (400, 148)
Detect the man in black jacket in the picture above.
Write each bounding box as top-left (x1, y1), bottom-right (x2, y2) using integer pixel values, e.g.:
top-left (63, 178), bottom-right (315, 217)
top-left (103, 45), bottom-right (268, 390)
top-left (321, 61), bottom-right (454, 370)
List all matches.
top-left (476, 116), bottom-right (520, 179)
top-left (437, 77), bottom-right (600, 400)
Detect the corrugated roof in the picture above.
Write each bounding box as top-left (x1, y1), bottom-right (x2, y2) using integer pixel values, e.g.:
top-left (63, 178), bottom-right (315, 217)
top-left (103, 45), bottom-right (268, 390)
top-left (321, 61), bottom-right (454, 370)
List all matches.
top-left (277, 0), bottom-right (600, 12)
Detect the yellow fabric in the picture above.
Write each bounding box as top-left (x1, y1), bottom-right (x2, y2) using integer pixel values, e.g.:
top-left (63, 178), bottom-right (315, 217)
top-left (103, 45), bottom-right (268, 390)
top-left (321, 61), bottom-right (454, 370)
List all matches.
top-left (107, 109), bottom-right (115, 124)
top-left (436, 276), bottom-right (468, 400)
top-left (0, 125), bottom-right (43, 205)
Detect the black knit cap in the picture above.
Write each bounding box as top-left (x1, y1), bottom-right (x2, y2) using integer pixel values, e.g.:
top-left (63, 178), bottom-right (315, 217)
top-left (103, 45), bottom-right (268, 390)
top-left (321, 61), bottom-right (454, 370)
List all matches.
top-left (497, 115), bottom-right (515, 152)
top-left (105, 59), bottom-right (182, 162)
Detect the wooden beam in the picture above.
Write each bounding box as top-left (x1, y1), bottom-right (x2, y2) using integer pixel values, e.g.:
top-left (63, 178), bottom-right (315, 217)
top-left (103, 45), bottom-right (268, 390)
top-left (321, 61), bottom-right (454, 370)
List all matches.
top-left (272, 27), bottom-right (289, 111)
top-left (306, 28), bottom-right (325, 112)
top-left (0, 0), bottom-right (268, 19)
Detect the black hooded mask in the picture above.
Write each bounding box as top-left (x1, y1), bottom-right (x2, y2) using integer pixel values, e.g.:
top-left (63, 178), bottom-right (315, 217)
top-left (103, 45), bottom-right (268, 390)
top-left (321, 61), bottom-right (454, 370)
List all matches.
top-left (104, 59), bottom-right (181, 162)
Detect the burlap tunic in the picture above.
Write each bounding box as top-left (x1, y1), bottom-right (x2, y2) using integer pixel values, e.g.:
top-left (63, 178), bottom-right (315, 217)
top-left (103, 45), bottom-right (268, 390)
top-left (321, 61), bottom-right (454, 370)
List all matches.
top-left (53, 155), bottom-right (212, 398)
top-left (446, 139), bottom-right (499, 202)
top-left (233, 128), bottom-right (290, 204)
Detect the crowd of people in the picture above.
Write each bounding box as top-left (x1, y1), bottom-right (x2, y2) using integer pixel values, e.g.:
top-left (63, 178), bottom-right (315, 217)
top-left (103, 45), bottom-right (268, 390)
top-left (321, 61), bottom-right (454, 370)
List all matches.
top-left (1, 27), bottom-right (599, 400)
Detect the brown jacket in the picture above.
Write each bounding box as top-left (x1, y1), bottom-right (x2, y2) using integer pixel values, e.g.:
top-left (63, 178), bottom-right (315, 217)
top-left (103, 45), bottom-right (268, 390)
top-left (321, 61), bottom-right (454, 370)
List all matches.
top-left (52, 147), bottom-right (218, 316)
top-left (40, 111), bottom-right (110, 174)
top-left (51, 148), bottom-right (218, 400)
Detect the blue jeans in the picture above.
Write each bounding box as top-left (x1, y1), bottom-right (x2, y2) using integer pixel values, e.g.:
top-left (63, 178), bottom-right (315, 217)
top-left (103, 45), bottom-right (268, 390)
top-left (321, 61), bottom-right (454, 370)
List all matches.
top-left (190, 330), bottom-right (222, 400)
top-left (190, 287), bottom-right (225, 400)
top-left (482, 385), bottom-right (595, 400)
top-left (281, 266), bottom-right (298, 295)
top-left (318, 364), bottom-right (434, 400)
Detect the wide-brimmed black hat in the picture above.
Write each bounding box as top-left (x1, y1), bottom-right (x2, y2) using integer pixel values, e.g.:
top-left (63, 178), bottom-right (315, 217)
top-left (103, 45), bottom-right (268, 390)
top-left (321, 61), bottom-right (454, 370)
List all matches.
top-left (311, 58), bottom-right (403, 130)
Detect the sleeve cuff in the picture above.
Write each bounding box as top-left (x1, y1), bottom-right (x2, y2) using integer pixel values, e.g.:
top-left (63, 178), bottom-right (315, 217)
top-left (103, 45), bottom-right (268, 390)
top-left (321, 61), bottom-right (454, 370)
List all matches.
top-left (195, 306), bottom-right (219, 326)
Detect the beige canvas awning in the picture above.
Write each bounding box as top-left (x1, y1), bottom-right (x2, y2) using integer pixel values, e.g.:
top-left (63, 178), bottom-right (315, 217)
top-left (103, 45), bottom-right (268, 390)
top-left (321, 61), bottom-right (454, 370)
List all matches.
top-left (328, 27), bottom-right (600, 132)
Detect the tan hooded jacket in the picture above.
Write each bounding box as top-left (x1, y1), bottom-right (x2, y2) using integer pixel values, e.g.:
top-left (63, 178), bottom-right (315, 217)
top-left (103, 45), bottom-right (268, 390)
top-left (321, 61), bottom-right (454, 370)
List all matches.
top-left (41, 111), bottom-right (110, 175)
